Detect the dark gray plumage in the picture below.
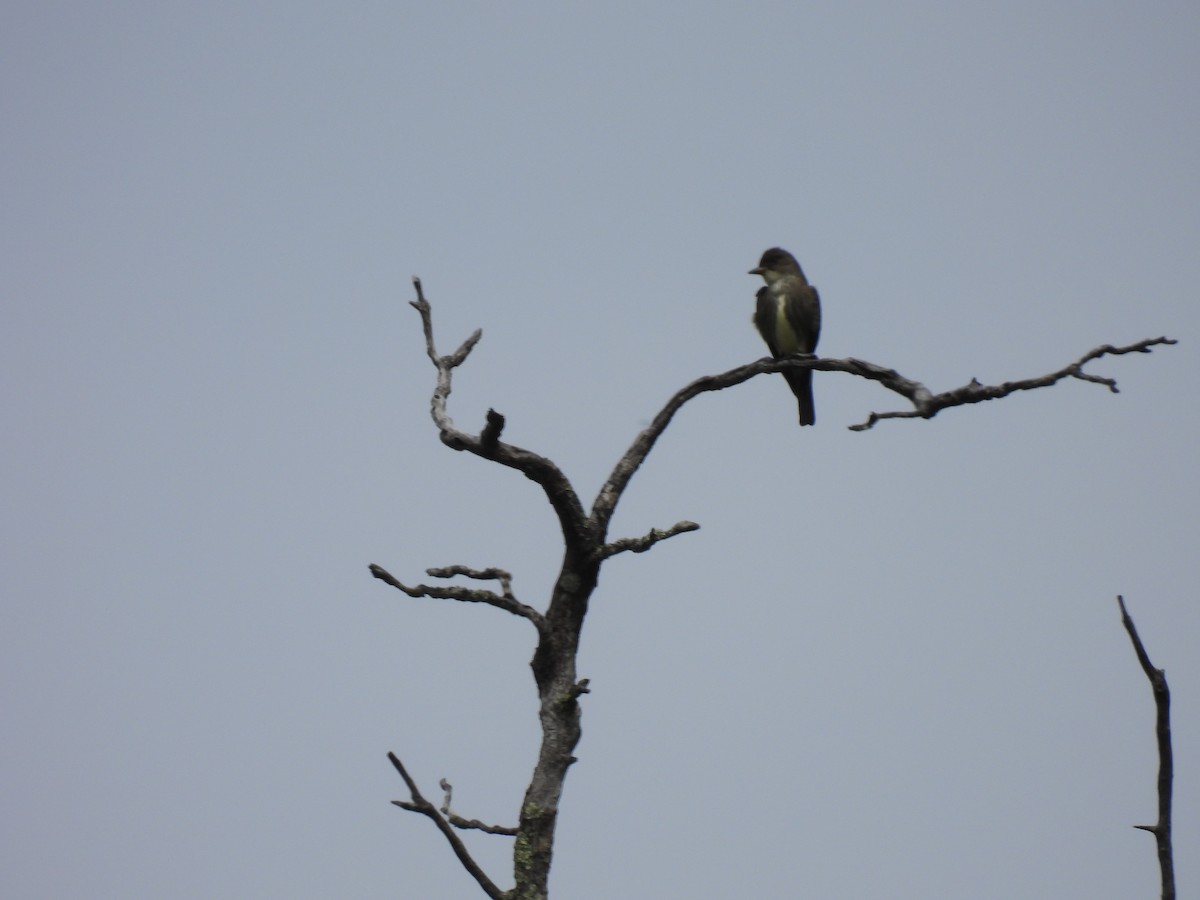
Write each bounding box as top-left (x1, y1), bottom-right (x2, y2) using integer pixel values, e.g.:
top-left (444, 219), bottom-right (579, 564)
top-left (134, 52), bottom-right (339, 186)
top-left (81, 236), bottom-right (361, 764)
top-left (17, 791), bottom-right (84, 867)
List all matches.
top-left (749, 247), bottom-right (822, 425)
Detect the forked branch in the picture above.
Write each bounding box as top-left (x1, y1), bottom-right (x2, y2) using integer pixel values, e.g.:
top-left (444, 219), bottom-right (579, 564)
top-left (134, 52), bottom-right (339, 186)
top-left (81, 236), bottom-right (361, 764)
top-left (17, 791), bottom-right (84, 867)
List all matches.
top-left (388, 752), bottom-right (508, 900)
top-left (408, 277), bottom-right (591, 551)
top-left (369, 563), bottom-right (545, 629)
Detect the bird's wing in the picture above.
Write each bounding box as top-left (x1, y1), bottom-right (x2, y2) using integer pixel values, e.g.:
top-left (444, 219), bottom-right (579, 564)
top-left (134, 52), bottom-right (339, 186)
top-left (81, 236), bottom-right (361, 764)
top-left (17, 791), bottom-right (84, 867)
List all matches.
top-left (784, 284), bottom-right (821, 354)
top-left (754, 287), bottom-right (782, 358)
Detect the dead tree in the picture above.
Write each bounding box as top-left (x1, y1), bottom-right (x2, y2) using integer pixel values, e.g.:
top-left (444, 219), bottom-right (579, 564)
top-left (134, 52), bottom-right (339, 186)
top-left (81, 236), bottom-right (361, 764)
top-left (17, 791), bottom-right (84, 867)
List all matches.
top-left (370, 276), bottom-right (1175, 900)
top-left (1119, 596), bottom-right (1175, 900)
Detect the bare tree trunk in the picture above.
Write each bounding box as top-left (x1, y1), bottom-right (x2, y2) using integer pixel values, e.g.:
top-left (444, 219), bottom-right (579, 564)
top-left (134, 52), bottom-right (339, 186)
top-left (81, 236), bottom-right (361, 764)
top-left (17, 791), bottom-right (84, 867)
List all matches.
top-left (512, 560), bottom-right (596, 900)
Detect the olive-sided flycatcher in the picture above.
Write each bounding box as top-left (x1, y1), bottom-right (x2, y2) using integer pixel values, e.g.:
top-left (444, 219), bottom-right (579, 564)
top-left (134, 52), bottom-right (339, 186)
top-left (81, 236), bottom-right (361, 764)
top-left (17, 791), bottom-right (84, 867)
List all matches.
top-left (750, 247), bottom-right (822, 426)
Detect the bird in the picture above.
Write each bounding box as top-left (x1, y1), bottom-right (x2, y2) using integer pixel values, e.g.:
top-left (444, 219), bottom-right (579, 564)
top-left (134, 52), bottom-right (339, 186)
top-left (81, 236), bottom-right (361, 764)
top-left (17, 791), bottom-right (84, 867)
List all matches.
top-left (749, 247), bottom-right (822, 426)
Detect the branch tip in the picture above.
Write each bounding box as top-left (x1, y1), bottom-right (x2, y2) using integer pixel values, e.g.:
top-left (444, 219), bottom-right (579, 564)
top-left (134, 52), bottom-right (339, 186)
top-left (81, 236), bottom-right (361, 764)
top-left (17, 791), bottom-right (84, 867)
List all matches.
top-left (599, 520), bottom-right (701, 559)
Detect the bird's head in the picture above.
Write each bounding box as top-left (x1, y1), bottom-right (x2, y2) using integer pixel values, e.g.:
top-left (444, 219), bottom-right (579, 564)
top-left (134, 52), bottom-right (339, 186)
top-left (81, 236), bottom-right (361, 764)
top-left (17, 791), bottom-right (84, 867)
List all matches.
top-left (749, 247), bottom-right (804, 285)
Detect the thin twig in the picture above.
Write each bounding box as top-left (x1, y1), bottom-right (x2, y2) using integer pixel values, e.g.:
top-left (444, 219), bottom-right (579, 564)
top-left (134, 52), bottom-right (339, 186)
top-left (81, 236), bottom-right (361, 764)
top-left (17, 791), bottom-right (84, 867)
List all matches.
top-left (369, 563), bottom-right (545, 629)
top-left (436, 778), bottom-right (519, 836)
top-left (446, 812), bottom-right (519, 836)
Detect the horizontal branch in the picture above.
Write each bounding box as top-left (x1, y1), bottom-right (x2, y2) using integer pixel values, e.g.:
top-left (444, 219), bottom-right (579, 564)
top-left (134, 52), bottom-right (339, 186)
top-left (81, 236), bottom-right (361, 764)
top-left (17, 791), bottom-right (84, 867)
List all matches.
top-left (387, 753), bottom-right (508, 900)
top-left (849, 336), bottom-right (1177, 430)
top-left (598, 520), bottom-right (701, 560)
top-left (590, 336), bottom-right (1175, 529)
top-left (369, 563), bottom-right (545, 629)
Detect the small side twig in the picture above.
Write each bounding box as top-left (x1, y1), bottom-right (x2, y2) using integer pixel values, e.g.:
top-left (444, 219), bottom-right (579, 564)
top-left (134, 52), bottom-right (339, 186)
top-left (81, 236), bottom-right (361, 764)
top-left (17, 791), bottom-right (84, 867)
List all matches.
top-left (426, 564), bottom-right (517, 599)
top-left (387, 752), bottom-right (507, 900)
top-left (369, 563), bottom-right (545, 630)
top-left (598, 521), bottom-right (701, 560)
top-left (445, 813), bottom-right (519, 836)
top-left (1117, 595), bottom-right (1174, 900)
top-left (436, 777), bottom-right (520, 840)
top-left (435, 778), bottom-right (519, 836)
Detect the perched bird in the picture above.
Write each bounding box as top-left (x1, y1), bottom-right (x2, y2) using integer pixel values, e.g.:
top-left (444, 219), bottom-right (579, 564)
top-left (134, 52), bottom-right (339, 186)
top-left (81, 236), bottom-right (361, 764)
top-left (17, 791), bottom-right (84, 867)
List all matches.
top-left (750, 247), bottom-right (822, 426)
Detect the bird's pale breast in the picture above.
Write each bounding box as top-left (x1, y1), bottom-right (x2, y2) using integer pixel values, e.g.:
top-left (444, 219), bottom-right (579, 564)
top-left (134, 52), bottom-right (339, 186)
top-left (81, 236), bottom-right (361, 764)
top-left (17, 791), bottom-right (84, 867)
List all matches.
top-left (773, 297), bottom-right (802, 354)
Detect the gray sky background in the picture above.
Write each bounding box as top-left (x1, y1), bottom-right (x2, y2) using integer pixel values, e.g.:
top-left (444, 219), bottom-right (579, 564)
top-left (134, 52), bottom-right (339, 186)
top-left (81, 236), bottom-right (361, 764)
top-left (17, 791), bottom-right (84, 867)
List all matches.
top-left (3, 3), bottom-right (1198, 898)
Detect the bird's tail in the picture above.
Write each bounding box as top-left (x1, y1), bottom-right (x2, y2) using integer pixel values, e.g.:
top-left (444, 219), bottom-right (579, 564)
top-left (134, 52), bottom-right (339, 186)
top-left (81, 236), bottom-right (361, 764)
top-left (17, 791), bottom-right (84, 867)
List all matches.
top-left (783, 369), bottom-right (815, 426)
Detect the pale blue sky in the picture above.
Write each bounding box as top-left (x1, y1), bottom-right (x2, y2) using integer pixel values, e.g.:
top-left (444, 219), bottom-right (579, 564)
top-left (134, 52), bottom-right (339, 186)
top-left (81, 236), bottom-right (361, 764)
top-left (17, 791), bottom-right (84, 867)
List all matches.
top-left (3, 3), bottom-right (1198, 898)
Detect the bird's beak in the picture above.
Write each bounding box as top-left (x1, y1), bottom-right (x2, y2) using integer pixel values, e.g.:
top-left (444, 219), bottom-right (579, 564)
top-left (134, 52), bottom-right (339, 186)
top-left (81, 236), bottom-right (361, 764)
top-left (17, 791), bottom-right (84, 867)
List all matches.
top-left (748, 266), bottom-right (764, 276)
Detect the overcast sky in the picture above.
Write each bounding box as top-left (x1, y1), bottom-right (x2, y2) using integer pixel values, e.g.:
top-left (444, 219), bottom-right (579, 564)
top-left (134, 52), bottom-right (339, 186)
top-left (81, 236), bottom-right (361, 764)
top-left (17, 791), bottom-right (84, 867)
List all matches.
top-left (3, 3), bottom-right (1198, 898)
